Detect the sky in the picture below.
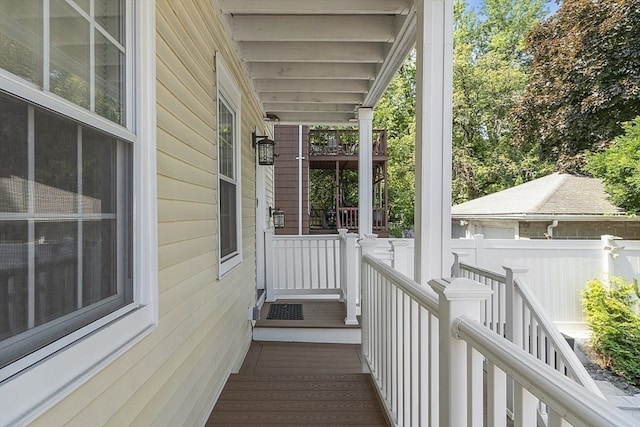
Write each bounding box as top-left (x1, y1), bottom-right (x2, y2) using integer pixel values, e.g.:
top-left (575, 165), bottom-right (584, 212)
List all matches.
top-left (467, 0), bottom-right (560, 17)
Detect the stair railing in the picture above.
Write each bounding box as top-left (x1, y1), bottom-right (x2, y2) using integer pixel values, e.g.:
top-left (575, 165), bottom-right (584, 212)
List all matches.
top-left (452, 253), bottom-right (603, 397)
top-left (359, 238), bottom-right (633, 426)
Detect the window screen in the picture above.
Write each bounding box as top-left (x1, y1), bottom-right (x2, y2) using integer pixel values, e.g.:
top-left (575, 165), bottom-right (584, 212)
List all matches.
top-left (0, 92), bottom-right (132, 369)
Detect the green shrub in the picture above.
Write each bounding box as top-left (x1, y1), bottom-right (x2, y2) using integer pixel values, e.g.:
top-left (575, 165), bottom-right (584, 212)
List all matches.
top-left (582, 277), bottom-right (640, 384)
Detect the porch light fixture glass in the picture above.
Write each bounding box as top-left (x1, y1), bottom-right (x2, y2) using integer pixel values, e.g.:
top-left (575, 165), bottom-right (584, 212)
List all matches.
top-left (252, 131), bottom-right (275, 165)
top-left (270, 207), bottom-right (285, 228)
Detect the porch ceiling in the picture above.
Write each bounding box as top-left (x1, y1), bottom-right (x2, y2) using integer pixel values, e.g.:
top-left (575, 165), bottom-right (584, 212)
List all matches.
top-left (217, 0), bottom-right (417, 124)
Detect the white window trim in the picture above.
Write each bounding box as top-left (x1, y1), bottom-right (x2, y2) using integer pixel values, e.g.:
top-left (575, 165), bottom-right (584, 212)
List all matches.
top-left (216, 54), bottom-right (243, 278)
top-left (0, 1), bottom-right (158, 425)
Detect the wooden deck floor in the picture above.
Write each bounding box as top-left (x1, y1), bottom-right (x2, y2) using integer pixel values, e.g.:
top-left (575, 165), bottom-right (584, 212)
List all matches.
top-left (206, 341), bottom-right (390, 426)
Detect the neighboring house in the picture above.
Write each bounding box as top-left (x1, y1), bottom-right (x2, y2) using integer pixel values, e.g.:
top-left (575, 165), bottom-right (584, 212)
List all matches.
top-left (273, 125), bottom-right (389, 236)
top-left (452, 173), bottom-right (640, 240)
top-left (1, 1), bottom-right (453, 425)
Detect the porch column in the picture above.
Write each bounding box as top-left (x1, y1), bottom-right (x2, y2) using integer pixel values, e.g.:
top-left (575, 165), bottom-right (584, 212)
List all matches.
top-left (414, 0), bottom-right (454, 284)
top-left (358, 107), bottom-right (373, 236)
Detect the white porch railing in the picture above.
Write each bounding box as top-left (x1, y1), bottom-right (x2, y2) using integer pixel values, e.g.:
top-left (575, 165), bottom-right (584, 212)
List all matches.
top-left (264, 229), bottom-right (360, 324)
top-left (359, 240), bottom-right (634, 427)
top-left (265, 230), bottom-right (342, 300)
top-left (452, 254), bottom-right (603, 398)
top-left (360, 239), bottom-right (440, 426)
top-left (455, 317), bottom-right (634, 427)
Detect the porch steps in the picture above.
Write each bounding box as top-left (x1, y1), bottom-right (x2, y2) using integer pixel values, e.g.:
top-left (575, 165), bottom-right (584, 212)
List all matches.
top-left (206, 341), bottom-right (389, 426)
top-left (253, 300), bottom-right (361, 344)
top-left (207, 374), bottom-right (388, 425)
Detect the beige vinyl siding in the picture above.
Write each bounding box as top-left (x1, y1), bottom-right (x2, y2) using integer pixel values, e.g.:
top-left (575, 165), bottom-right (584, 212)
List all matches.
top-left (30, 1), bottom-right (261, 425)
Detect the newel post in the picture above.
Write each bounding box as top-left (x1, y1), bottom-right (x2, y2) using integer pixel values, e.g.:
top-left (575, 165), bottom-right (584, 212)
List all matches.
top-left (391, 239), bottom-right (411, 278)
top-left (264, 229), bottom-right (276, 302)
top-left (450, 251), bottom-right (469, 277)
top-left (338, 228), bottom-right (348, 296)
top-left (431, 277), bottom-right (493, 427)
top-left (341, 229), bottom-right (360, 325)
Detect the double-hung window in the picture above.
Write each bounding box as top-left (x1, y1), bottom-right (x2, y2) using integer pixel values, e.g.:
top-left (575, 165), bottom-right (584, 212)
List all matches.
top-left (0, 1), bottom-right (156, 423)
top-left (0, 94), bottom-right (132, 370)
top-left (216, 56), bottom-right (242, 276)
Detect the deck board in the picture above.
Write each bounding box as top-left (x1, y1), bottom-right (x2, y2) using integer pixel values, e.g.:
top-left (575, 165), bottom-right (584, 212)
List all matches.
top-left (206, 341), bottom-right (390, 426)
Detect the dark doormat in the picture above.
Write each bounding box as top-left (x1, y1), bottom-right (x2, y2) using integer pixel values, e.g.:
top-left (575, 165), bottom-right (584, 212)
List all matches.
top-left (267, 303), bottom-right (304, 320)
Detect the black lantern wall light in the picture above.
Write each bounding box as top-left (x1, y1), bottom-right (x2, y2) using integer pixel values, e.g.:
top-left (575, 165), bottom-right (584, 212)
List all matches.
top-left (252, 131), bottom-right (275, 166)
top-left (269, 207), bottom-right (285, 229)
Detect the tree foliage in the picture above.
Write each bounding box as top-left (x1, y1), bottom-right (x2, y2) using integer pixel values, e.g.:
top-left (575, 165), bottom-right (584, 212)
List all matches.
top-left (586, 117), bottom-right (640, 214)
top-left (375, 0), bottom-right (554, 232)
top-left (514, 0), bottom-right (640, 173)
top-left (374, 58), bottom-right (417, 235)
top-left (452, 0), bottom-right (553, 203)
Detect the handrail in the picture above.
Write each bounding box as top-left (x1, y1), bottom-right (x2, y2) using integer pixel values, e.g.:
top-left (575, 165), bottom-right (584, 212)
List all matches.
top-left (514, 274), bottom-right (603, 396)
top-left (457, 262), bottom-right (504, 283)
top-left (362, 254), bottom-right (439, 314)
top-left (455, 316), bottom-right (635, 427)
top-left (456, 260), bottom-right (603, 396)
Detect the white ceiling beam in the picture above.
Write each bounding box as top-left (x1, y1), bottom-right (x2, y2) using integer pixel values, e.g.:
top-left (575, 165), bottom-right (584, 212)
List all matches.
top-left (219, 0), bottom-right (411, 15)
top-left (263, 103), bottom-right (357, 113)
top-left (231, 16), bottom-right (395, 42)
top-left (254, 79), bottom-right (371, 93)
top-left (241, 42), bottom-right (386, 63)
top-left (248, 63), bottom-right (377, 80)
top-left (259, 92), bottom-right (365, 104)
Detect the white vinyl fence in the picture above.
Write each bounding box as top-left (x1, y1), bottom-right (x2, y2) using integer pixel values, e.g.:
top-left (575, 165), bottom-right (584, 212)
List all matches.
top-left (372, 235), bottom-right (639, 328)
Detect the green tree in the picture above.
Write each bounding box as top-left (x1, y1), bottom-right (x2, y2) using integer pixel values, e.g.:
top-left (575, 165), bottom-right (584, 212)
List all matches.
top-left (308, 169), bottom-right (335, 210)
top-left (374, 56), bottom-right (416, 235)
top-left (452, 0), bottom-right (552, 203)
top-left (375, 0), bottom-right (553, 233)
top-left (387, 125), bottom-right (416, 236)
top-left (586, 117), bottom-right (640, 215)
top-left (514, 0), bottom-right (640, 173)
top-left (375, 56), bottom-right (416, 141)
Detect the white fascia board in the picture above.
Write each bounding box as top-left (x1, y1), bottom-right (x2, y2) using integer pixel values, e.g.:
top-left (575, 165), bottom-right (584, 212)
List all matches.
top-left (219, 0), bottom-right (410, 15)
top-left (363, 9), bottom-right (417, 107)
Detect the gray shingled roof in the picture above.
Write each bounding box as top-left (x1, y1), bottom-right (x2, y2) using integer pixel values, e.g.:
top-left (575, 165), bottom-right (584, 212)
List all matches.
top-left (451, 173), bottom-right (625, 217)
